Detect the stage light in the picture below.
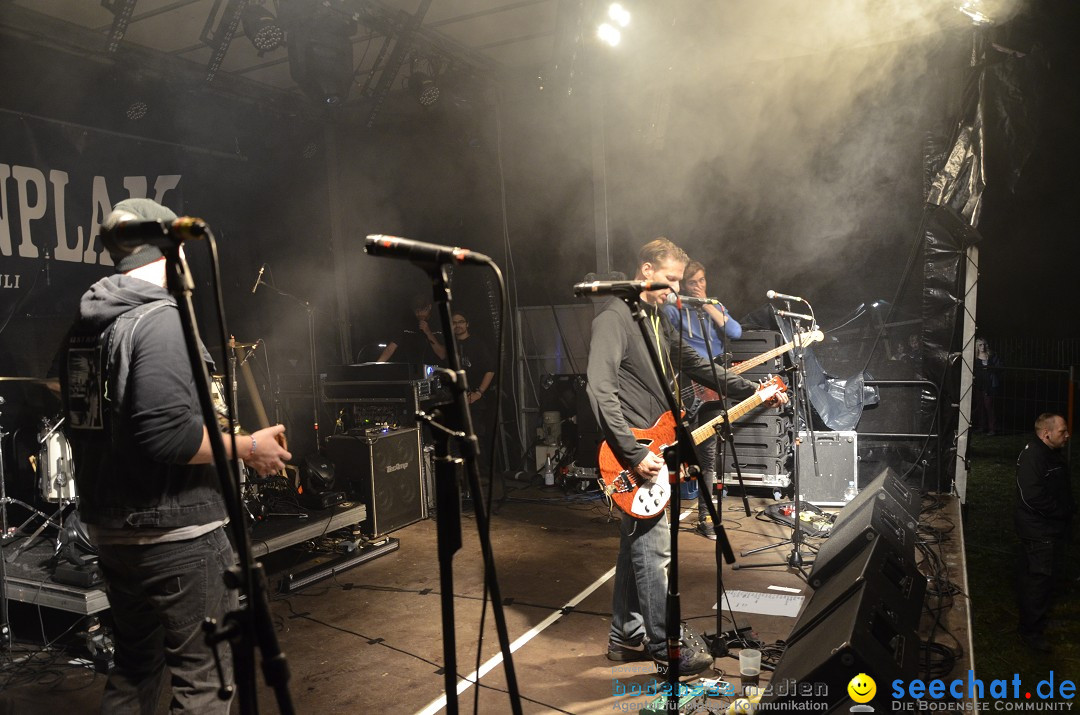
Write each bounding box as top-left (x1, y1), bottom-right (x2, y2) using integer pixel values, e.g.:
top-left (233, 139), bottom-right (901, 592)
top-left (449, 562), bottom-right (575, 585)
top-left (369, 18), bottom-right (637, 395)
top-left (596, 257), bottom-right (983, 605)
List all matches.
top-left (957, 1), bottom-right (992, 25)
top-left (241, 4), bottom-right (285, 54)
top-left (608, 3), bottom-right (631, 28)
top-left (125, 101), bottom-right (148, 120)
top-left (597, 23), bottom-right (621, 47)
top-left (410, 71), bottom-right (440, 107)
top-left (541, 373), bottom-right (555, 391)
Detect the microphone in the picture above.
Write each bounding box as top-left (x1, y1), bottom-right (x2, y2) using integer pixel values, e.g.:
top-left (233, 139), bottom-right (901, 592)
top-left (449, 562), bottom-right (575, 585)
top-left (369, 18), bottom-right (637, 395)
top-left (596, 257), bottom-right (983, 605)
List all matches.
top-left (776, 309), bottom-right (814, 322)
top-left (677, 295), bottom-right (723, 307)
top-left (251, 264), bottom-right (265, 294)
top-left (573, 280), bottom-right (669, 297)
top-left (101, 212), bottom-right (208, 249)
top-left (364, 234), bottom-right (491, 265)
top-left (766, 289), bottom-right (805, 303)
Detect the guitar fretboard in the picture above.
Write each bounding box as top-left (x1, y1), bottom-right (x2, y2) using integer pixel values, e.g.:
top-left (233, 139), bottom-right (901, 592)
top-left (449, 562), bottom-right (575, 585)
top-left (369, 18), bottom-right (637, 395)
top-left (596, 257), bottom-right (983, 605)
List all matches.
top-left (690, 392), bottom-right (766, 444)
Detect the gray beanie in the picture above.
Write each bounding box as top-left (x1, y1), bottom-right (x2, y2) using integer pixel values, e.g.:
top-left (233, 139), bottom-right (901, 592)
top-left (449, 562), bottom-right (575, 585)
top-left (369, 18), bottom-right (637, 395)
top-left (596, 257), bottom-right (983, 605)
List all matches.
top-left (103, 198), bottom-right (178, 273)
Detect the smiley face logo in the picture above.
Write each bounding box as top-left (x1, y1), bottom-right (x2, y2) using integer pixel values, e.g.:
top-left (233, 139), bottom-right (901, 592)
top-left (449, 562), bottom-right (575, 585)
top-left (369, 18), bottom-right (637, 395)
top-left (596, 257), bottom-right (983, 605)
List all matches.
top-left (848, 673), bottom-right (876, 703)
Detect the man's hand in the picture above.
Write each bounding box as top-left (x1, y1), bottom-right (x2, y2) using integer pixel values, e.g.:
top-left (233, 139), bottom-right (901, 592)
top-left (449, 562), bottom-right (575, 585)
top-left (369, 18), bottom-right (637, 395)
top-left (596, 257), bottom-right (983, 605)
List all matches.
top-left (636, 450), bottom-right (665, 479)
top-left (766, 390), bottom-right (789, 408)
top-left (246, 424), bottom-right (292, 476)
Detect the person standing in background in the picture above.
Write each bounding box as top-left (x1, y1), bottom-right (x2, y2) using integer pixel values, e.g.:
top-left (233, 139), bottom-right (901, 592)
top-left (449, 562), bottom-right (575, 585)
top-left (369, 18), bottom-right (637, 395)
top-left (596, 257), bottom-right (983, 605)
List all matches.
top-left (661, 260), bottom-right (742, 539)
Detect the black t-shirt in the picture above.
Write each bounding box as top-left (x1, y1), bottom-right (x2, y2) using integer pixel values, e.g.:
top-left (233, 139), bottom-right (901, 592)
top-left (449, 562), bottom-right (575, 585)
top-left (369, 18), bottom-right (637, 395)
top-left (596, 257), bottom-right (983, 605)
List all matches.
top-left (458, 335), bottom-right (494, 391)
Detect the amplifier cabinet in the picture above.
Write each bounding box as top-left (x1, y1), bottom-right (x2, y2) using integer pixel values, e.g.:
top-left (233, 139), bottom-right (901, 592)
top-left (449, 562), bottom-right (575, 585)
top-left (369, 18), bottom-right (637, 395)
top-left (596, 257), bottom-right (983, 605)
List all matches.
top-left (324, 428), bottom-right (426, 536)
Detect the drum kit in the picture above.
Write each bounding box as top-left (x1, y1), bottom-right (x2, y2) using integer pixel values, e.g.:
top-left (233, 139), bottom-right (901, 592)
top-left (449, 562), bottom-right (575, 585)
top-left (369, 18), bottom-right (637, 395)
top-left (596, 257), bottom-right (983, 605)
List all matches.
top-left (0, 377), bottom-right (89, 569)
top-left (0, 337), bottom-right (293, 569)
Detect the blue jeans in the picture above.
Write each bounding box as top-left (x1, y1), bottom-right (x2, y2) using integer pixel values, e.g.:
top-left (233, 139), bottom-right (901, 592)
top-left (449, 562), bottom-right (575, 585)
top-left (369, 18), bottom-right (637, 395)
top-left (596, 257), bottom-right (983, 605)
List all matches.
top-left (610, 511), bottom-right (670, 656)
top-left (96, 526), bottom-right (238, 714)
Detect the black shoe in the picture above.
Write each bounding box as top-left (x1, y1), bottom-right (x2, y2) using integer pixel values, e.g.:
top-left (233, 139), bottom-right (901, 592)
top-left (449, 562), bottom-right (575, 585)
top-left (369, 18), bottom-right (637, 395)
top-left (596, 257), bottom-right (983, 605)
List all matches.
top-left (1020, 630), bottom-right (1051, 653)
top-left (651, 625), bottom-right (714, 676)
top-left (607, 640), bottom-right (649, 662)
top-left (695, 520), bottom-right (717, 541)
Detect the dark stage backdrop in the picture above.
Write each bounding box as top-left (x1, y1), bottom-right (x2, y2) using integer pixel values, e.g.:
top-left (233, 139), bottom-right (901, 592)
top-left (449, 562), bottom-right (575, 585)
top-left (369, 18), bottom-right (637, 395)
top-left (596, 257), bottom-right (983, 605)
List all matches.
top-left (0, 35), bottom-right (335, 450)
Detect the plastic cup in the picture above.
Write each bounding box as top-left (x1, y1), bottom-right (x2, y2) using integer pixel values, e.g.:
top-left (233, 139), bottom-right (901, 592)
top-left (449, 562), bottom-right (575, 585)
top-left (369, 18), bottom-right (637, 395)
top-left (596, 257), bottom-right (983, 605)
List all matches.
top-left (739, 648), bottom-right (761, 690)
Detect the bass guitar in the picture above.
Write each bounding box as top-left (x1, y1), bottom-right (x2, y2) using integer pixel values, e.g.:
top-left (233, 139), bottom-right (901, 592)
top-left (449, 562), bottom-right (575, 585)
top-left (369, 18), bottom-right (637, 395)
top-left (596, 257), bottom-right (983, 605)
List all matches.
top-left (680, 329), bottom-right (822, 418)
top-left (598, 375), bottom-right (787, 519)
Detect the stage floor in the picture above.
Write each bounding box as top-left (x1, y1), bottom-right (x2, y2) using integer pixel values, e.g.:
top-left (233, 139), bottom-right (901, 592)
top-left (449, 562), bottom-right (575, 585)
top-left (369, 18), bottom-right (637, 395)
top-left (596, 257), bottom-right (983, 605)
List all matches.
top-left (0, 483), bottom-right (971, 714)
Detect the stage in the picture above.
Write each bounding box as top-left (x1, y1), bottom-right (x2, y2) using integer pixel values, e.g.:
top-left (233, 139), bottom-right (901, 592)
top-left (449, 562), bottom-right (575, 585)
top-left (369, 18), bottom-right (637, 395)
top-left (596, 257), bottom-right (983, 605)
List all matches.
top-left (0, 482), bottom-right (972, 714)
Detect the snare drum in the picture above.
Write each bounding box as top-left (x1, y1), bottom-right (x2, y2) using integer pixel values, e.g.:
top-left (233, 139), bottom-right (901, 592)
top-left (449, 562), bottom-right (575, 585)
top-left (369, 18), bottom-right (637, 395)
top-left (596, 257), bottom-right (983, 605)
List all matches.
top-left (38, 420), bottom-right (77, 503)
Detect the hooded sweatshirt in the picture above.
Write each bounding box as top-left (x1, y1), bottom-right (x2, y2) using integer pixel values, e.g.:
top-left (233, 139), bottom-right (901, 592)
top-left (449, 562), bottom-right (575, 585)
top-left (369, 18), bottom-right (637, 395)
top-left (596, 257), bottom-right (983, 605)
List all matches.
top-left (62, 274), bottom-right (226, 532)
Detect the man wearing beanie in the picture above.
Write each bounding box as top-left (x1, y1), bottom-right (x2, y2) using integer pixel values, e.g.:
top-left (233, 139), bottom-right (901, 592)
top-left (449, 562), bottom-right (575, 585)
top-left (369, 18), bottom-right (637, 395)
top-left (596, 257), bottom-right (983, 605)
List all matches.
top-left (60, 198), bottom-right (292, 713)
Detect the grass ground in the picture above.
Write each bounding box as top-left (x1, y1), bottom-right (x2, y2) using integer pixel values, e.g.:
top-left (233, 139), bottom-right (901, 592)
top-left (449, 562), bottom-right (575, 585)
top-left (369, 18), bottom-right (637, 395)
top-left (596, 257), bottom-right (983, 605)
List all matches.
top-left (963, 432), bottom-right (1080, 689)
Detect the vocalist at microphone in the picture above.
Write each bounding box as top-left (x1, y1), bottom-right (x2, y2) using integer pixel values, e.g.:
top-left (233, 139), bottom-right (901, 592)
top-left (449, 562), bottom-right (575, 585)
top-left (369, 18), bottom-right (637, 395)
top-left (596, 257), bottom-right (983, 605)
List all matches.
top-left (573, 280), bottom-right (669, 297)
top-left (251, 264), bottom-right (265, 294)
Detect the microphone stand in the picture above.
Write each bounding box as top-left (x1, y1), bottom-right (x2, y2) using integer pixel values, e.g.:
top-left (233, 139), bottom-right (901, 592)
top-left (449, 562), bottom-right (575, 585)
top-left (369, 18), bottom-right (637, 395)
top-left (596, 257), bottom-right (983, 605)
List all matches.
top-left (416, 262), bottom-right (522, 715)
top-left (734, 305), bottom-right (817, 578)
top-left (161, 243), bottom-right (293, 714)
top-left (688, 305), bottom-right (751, 658)
top-left (618, 295), bottom-right (734, 712)
top-left (255, 279), bottom-right (320, 452)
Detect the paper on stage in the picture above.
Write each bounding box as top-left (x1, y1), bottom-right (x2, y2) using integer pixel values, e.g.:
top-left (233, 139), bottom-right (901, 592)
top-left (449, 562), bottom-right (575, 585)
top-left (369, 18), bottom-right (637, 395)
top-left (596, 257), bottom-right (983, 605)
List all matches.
top-left (714, 589), bottom-right (804, 618)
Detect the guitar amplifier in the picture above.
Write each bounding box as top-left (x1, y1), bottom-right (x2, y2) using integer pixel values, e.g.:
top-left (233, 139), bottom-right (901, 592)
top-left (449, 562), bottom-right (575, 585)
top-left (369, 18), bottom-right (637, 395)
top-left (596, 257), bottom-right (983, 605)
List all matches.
top-left (324, 428), bottom-right (427, 536)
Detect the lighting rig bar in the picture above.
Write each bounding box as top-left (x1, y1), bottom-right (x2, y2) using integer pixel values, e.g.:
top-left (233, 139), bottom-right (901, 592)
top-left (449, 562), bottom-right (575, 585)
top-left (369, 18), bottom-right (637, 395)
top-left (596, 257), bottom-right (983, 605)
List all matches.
top-left (200, 0), bottom-right (249, 83)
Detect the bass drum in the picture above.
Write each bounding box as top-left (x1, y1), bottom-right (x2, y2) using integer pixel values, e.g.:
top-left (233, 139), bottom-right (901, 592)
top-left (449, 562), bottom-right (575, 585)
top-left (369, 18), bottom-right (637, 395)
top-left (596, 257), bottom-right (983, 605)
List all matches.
top-left (38, 420), bottom-right (77, 503)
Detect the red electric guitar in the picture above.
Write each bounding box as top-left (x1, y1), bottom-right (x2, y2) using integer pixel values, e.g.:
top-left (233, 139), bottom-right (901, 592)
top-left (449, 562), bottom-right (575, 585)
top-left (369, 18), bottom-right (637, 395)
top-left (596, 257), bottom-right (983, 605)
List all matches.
top-left (598, 375), bottom-right (788, 519)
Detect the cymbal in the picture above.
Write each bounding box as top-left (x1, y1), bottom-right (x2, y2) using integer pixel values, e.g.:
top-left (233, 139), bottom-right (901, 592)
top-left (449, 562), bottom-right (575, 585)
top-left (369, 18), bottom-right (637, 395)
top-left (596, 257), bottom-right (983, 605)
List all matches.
top-left (230, 342), bottom-right (259, 349)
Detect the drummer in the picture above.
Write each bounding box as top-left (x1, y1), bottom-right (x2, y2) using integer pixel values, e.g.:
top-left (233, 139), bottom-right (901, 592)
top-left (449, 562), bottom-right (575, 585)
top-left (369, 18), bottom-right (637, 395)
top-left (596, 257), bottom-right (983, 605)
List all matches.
top-left (59, 199), bottom-right (291, 713)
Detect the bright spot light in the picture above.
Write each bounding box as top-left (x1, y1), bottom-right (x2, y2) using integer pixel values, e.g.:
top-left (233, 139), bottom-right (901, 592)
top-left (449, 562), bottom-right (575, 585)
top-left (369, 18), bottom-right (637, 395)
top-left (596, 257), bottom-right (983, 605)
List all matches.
top-left (597, 23), bottom-right (621, 47)
top-left (957, 1), bottom-right (994, 25)
top-left (608, 3), bottom-right (631, 28)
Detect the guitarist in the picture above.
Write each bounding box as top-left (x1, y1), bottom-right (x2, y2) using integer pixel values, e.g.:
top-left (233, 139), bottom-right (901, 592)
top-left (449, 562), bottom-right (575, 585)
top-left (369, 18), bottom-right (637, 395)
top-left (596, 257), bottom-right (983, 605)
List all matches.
top-left (587, 239), bottom-right (775, 677)
top-left (660, 260), bottom-right (742, 541)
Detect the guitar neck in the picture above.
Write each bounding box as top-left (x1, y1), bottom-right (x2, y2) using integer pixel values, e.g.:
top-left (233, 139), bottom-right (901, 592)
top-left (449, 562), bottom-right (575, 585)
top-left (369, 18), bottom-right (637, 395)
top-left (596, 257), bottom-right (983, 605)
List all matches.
top-left (731, 340), bottom-right (797, 375)
top-left (691, 392), bottom-right (765, 444)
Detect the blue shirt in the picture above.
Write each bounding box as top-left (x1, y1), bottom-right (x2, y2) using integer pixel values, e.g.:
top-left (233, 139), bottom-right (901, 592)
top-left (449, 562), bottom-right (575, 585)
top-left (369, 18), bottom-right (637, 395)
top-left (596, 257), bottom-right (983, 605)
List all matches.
top-left (661, 303), bottom-right (742, 361)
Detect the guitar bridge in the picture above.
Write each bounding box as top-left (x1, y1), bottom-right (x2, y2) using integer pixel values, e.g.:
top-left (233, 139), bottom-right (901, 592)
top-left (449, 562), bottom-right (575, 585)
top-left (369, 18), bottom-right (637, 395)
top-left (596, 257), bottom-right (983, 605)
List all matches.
top-left (612, 471), bottom-right (636, 494)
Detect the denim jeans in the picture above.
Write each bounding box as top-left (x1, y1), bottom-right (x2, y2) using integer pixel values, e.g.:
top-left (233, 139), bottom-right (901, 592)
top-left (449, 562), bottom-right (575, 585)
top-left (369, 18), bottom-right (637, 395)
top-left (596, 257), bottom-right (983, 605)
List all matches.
top-left (96, 526), bottom-right (238, 714)
top-left (610, 511), bottom-right (670, 657)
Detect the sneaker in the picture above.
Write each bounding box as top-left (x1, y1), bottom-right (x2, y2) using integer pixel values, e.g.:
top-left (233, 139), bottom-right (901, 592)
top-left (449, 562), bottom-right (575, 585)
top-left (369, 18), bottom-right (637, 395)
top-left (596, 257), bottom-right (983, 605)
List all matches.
top-left (607, 640), bottom-right (649, 662)
top-left (695, 520), bottom-right (717, 541)
top-left (651, 625), bottom-right (714, 676)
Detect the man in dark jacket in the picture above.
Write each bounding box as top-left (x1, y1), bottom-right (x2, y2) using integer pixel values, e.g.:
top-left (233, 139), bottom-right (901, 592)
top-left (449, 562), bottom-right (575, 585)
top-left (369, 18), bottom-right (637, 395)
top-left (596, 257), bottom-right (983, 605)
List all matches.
top-left (61, 198), bottom-right (291, 713)
top-left (1014, 412), bottom-right (1072, 652)
top-left (587, 238), bottom-right (781, 676)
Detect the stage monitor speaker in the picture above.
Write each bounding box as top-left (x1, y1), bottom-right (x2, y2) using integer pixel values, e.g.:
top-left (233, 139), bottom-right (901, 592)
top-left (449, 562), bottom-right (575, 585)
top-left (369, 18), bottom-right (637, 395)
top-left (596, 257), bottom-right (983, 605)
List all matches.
top-left (790, 534), bottom-right (926, 643)
top-left (760, 573), bottom-right (920, 712)
top-left (324, 428), bottom-right (426, 536)
top-left (808, 482), bottom-right (918, 590)
top-left (838, 466), bottom-right (920, 529)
